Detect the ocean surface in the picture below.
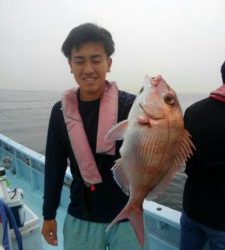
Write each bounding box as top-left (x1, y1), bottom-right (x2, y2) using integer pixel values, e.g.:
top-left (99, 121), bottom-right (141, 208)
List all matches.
top-left (0, 89), bottom-right (208, 211)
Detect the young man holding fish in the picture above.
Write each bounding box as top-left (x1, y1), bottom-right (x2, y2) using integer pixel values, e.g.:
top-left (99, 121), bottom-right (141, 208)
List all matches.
top-left (180, 61), bottom-right (225, 250)
top-left (41, 23), bottom-right (147, 250)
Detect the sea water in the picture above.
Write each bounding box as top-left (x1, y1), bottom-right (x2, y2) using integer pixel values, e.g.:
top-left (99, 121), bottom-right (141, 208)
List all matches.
top-left (0, 89), bottom-right (207, 211)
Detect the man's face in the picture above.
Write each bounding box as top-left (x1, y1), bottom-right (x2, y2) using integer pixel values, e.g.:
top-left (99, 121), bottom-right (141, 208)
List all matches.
top-left (69, 42), bottom-right (112, 101)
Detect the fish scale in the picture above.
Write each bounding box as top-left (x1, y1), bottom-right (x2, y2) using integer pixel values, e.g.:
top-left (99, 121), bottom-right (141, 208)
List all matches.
top-left (142, 128), bottom-right (167, 168)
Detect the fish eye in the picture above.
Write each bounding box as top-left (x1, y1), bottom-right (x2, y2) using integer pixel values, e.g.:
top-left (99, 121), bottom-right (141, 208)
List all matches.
top-left (164, 93), bottom-right (175, 105)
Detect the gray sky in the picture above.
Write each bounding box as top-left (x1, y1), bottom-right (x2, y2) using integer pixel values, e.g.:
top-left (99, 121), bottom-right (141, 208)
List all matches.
top-left (0, 0), bottom-right (225, 93)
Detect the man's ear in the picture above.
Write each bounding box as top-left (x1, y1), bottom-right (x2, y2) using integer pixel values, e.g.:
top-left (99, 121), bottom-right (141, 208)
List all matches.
top-left (68, 59), bottom-right (73, 73)
top-left (107, 58), bottom-right (112, 73)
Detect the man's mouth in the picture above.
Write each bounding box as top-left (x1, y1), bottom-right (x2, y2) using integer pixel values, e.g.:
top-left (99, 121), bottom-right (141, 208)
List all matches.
top-left (83, 77), bottom-right (97, 83)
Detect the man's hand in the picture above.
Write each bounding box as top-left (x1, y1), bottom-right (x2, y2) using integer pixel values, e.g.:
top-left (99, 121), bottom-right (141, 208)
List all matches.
top-left (41, 219), bottom-right (58, 246)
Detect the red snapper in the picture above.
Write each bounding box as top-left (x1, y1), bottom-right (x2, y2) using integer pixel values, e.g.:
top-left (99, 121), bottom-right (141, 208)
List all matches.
top-left (106, 75), bottom-right (195, 246)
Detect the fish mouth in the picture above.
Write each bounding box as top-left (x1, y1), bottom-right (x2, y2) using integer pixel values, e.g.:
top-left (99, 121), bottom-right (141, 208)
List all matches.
top-left (139, 103), bottom-right (163, 120)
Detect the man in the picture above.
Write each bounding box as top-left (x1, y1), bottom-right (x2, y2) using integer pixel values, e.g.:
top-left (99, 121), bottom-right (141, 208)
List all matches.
top-left (180, 61), bottom-right (225, 250)
top-left (41, 23), bottom-right (146, 250)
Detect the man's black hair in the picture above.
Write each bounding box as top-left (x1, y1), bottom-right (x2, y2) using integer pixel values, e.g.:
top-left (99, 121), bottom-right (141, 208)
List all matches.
top-left (221, 61), bottom-right (225, 84)
top-left (61, 23), bottom-right (115, 59)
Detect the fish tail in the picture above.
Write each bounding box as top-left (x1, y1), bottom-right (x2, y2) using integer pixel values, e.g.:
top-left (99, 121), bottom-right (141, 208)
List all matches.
top-left (106, 204), bottom-right (144, 246)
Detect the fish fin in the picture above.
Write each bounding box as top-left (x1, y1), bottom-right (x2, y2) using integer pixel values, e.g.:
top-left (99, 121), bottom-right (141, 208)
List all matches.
top-left (106, 204), bottom-right (145, 246)
top-left (105, 120), bottom-right (128, 141)
top-left (174, 129), bottom-right (195, 162)
top-left (112, 159), bottom-right (129, 196)
top-left (145, 129), bottom-right (195, 200)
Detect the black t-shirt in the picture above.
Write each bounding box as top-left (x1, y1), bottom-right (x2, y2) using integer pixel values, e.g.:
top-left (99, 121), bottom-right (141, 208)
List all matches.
top-left (183, 97), bottom-right (225, 230)
top-left (43, 90), bottom-right (135, 222)
top-left (78, 98), bottom-right (99, 154)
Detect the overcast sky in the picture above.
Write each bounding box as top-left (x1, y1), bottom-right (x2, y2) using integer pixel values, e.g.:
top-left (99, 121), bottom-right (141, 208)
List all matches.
top-left (0, 0), bottom-right (225, 93)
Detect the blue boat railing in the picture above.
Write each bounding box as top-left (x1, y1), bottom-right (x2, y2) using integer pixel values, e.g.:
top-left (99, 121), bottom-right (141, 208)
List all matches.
top-left (0, 133), bottom-right (210, 250)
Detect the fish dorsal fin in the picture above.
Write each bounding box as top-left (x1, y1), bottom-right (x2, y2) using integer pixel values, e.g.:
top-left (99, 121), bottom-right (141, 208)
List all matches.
top-left (146, 129), bottom-right (195, 200)
top-left (105, 120), bottom-right (128, 141)
top-left (111, 158), bottom-right (129, 196)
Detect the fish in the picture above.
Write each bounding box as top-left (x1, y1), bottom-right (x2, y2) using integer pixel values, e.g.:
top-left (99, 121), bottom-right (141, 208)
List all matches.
top-left (105, 75), bottom-right (195, 246)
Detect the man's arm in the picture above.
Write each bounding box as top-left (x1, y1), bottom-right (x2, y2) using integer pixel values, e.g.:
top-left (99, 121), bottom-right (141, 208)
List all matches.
top-left (42, 102), bottom-right (68, 245)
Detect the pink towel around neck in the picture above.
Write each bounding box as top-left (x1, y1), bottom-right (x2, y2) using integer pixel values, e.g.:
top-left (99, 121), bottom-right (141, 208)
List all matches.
top-left (61, 81), bottom-right (118, 185)
top-left (210, 84), bottom-right (225, 102)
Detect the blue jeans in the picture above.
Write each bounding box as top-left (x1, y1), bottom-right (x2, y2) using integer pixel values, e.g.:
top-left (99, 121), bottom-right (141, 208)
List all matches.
top-left (63, 213), bottom-right (148, 250)
top-left (180, 212), bottom-right (225, 250)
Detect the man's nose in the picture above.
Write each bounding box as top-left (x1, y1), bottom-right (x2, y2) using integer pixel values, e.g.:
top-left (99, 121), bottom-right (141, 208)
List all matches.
top-left (83, 61), bottom-right (94, 74)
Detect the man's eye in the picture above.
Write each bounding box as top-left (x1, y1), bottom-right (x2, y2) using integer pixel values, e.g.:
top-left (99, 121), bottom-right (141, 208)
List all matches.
top-left (74, 60), bottom-right (84, 64)
top-left (92, 58), bottom-right (102, 63)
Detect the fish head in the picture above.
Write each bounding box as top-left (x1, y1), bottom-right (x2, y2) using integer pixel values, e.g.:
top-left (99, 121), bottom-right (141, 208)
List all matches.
top-left (137, 75), bottom-right (183, 125)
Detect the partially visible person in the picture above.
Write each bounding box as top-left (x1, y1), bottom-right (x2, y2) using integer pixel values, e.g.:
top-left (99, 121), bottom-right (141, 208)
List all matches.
top-left (180, 61), bottom-right (225, 250)
top-left (41, 23), bottom-right (148, 250)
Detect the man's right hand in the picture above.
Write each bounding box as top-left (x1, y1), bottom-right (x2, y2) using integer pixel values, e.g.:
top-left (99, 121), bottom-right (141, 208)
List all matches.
top-left (41, 219), bottom-right (58, 246)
